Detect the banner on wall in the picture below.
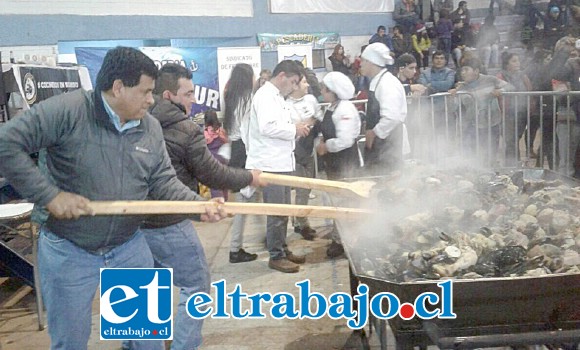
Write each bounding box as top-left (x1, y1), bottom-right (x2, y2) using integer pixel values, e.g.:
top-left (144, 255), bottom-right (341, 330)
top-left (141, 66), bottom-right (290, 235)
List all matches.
top-left (257, 33), bottom-right (339, 52)
top-left (270, 0), bottom-right (394, 13)
top-left (216, 47), bottom-right (261, 116)
top-left (10, 65), bottom-right (84, 107)
top-left (141, 47), bottom-right (219, 116)
top-left (277, 44), bottom-right (313, 69)
top-left (75, 47), bottom-right (219, 116)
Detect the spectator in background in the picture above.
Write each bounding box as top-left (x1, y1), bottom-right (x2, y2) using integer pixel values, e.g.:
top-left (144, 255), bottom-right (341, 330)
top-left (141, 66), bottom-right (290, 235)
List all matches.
top-left (329, 44), bottom-right (353, 78)
top-left (496, 52), bottom-right (533, 166)
top-left (396, 53), bottom-right (427, 96)
top-left (352, 45), bottom-right (371, 93)
top-left (451, 18), bottom-right (473, 68)
top-left (435, 9), bottom-right (454, 63)
top-left (419, 50), bottom-right (456, 95)
top-left (369, 25), bottom-right (394, 51)
top-left (393, 0), bottom-right (421, 34)
top-left (433, 0), bottom-right (454, 23)
top-left (543, 6), bottom-right (567, 51)
top-left (254, 68), bottom-right (272, 92)
top-left (392, 25), bottom-right (413, 58)
top-left (203, 109), bottom-right (229, 199)
top-left (287, 73), bottom-right (322, 240)
top-left (552, 40), bottom-right (580, 177)
top-left (451, 1), bottom-right (471, 27)
top-left (419, 51), bottom-right (457, 157)
top-left (450, 56), bottom-right (513, 166)
top-left (477, 15), bottom-right (500, 70)
top-left (411, 23), bottom-right (432, 68)
top-left (223, 63), bottom-right (261, 264)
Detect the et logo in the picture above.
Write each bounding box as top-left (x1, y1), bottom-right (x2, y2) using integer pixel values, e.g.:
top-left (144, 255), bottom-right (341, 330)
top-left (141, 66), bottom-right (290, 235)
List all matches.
top-left (100, 268), bottom-right (173, 340)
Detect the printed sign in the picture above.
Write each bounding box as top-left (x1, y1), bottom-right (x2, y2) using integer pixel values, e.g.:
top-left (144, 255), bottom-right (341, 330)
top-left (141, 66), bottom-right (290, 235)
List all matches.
top-left (12, 66), bottom-right (81, 106)
top-left (257, 32), bottom-right (339, 52)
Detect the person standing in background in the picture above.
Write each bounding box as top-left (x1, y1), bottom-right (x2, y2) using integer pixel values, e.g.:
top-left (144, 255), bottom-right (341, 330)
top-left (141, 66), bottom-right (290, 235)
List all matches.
top-left (243, 60), bottom-right (311, 273)
top-left (360, 43), bottom-right (409, 175)
top-left (328, 44), bottom-right (353, 78)
top-left (287, 73), bottom-right (322, 240)
top-left (223, 63), bottom-right (262, 264)
top-left (316, 72), bottom-right (360, 258)
top-left (369, 25), bottom-right (394, 51)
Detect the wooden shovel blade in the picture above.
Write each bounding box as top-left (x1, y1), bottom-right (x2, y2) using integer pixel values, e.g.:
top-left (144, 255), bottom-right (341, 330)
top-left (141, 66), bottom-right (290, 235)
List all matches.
top-left (259, 173), bottom-right (375, 198)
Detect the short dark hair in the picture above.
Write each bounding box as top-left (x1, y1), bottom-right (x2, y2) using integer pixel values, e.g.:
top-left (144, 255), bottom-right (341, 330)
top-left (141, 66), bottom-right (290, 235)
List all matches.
top-left (396, 53), bottom-right (416, 68)
top-left (204, 109), bottom-right (221, 129)
top-left (272, 60), bottom-right (304, 81)
top-left (432, 50), bottom-right (447, 60)
top-left (462, 57), bottom-right (482, 71)
top-left (96, 46), bottom-right (158, 92)
top-left (154, 63), bottom-right (192, 95)
top-left (377, 25), bottom-right (386, 32)
top-left (393, 25), bottom-right (402, 33)
top-left (458, 1), bottom-right (467, 7)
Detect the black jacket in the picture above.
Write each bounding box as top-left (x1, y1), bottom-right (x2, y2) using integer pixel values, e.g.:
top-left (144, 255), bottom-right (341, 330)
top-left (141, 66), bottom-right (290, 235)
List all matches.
top-left (143, 96), bottom-right (253, 228)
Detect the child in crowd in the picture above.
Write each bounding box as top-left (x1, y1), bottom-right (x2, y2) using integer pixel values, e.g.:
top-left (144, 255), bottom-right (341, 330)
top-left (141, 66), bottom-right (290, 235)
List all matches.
top-left (203, 109), bottom-right (229, 199)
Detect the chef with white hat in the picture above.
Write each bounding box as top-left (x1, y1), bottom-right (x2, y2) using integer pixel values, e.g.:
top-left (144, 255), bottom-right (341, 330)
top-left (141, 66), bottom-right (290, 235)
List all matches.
top-left (316, 71), bottom-right (361, 258)
top-left (360, 42), bottom-right (410, 174)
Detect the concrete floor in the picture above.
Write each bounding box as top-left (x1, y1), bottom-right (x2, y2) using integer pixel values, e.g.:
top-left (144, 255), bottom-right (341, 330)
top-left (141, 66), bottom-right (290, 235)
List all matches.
top-left (0, 190), bottom-right (393, 350)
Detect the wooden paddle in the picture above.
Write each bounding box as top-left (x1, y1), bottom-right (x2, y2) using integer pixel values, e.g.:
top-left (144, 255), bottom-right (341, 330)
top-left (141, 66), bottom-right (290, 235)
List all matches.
top-left (259, 173), bottom-right (376, 198)
top-left (87, 201), bottom-right (372, 220)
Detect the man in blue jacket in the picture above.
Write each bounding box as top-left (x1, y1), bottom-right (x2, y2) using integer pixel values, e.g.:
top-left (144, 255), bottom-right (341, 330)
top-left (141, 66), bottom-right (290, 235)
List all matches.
top-left (0, 47), bottom-right (225, 350)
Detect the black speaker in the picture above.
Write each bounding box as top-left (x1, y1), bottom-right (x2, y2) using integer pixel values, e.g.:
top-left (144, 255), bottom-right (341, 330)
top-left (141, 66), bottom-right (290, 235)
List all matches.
top-left (0, 51), bottom-right (6, 105)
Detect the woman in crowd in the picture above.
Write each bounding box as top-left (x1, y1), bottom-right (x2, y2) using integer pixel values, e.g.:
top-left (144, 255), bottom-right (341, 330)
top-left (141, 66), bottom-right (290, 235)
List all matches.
top-left (328, 44), bottom-right (352, 77)
top-left (203, 109), bottom-right (229, 199)
top-left (411, 23), bottom-right (431, 68)
top-left (316, 72), bottom-right (360, 258)
top-left (496, 52), bottom-right (533, 166)
top-left (254, 68), bottom-right (272, 92)
top-left (223, 63), bottom-right (259, 264)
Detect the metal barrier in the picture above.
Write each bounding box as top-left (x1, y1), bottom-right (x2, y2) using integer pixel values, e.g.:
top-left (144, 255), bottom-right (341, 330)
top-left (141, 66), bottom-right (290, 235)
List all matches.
top-left (315, 91), bottom-right (579, 176)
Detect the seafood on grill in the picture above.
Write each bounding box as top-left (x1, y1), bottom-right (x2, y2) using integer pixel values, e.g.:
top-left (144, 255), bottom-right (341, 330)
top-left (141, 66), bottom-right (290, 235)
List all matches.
top-left (349, 168), bottom-right (580, 282)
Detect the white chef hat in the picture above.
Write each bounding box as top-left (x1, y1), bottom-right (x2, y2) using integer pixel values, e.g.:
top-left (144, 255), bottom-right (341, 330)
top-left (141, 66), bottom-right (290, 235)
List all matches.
top-left (323, 71), bottom-right (355, 100)
top-left (361, 42), bottom-right (395, 67)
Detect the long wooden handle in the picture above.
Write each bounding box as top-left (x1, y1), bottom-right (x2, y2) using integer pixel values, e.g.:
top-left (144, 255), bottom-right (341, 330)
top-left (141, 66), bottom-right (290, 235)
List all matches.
top-left (260, 173), bottom-right (350, 193)
top-left (88, 201), bottom-right (371, 220)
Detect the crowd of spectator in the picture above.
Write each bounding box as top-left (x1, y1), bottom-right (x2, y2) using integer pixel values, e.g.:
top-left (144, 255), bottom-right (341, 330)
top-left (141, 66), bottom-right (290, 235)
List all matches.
top-left (323, 3), bottom-right (580, 177)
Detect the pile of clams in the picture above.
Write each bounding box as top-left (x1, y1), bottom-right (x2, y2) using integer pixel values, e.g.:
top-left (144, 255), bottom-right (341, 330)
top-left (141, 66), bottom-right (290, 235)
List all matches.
top-left (351, 167), bottom-right (580, 282)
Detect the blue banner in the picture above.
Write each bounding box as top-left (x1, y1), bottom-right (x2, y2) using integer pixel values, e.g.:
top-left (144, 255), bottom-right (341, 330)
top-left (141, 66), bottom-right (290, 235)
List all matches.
top-left (75, 47), bottom-right (220, 116)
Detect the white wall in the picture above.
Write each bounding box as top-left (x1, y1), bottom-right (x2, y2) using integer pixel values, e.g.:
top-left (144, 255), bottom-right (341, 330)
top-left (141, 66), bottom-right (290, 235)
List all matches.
top-left (0, 0), bottom-right (253, 16)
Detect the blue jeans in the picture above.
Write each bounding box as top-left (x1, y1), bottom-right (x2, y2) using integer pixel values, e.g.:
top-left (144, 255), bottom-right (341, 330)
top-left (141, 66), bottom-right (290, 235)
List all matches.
top-left (38, 227), bottom-right (163, 350)
top-left (142, 220), bottom-right (211, 350)
top-left (262, 176), bottom-right (291, 260)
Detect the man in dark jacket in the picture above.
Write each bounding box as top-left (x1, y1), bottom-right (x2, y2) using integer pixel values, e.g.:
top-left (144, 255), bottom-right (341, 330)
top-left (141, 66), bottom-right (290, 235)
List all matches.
top-left (369, 25), bottom-right (394, 51)
top-left (0, 47), bottom-right (226, 350)
top-left (139, 63), bottom-right (262, 350)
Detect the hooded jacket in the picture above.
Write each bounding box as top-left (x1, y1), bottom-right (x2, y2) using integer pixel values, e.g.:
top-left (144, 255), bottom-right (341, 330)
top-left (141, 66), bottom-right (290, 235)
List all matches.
top-left (143, 96), bottom-right (253, 228)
